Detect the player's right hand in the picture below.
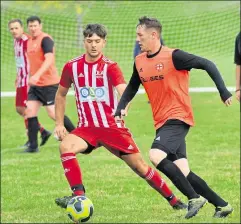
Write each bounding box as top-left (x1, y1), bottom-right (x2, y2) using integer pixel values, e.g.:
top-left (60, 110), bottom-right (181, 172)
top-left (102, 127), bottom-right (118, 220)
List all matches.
top-left (54, 125), bottom-right (68, 141)
top-left (114, 109), bottom-right (126, 123)
top-left (224, 96), bottom-right (232, 106)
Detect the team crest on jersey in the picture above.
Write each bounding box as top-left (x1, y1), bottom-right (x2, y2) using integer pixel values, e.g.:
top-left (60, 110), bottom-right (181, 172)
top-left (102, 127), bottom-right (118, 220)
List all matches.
top-left (96, 70), bottom-right (104, 78)
top-left (155, 63), bottom-right (164, 71)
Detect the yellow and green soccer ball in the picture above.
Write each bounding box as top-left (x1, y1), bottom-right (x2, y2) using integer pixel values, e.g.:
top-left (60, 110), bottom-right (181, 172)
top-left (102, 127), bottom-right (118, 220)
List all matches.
top-left (66, 196), bottom-right (94, 223)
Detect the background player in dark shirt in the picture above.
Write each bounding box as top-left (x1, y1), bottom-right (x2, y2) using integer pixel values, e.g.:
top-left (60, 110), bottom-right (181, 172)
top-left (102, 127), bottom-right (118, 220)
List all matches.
top-left (234, 32), bottom-right (240, 102)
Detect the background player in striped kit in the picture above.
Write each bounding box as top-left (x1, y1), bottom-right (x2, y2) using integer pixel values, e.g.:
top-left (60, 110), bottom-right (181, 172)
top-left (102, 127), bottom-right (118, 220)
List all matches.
top-left (54, 23), bottom-right (187, 211)
top-left (8, 18), bottom-right (51, 149)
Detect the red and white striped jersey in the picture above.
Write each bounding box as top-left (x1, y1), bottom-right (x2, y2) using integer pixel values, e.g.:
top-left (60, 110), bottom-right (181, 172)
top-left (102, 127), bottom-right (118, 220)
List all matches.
top-left (60, 54), bottom-right (126, 128)
top-left (14, 33), bottom-right (29, 87)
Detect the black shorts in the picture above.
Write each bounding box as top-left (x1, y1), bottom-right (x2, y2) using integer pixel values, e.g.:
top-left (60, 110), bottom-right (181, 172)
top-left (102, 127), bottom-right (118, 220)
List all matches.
top-left (151, 119), bottom-right (190, 161)
top-left (28, 84), bottom-right (58, 106)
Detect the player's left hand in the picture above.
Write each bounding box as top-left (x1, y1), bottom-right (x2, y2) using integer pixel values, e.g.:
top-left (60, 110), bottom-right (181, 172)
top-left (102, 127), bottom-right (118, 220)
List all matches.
top-left (224, 96), bottom-right (232, 106)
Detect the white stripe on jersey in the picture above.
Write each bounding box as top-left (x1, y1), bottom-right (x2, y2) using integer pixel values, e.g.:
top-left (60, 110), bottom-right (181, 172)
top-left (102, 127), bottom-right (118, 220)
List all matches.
top-left (14, 38), bottom-right (28, 88)
top-left (91, 64), bottom-right (109, 128)
top-left (20, 42), bottom-right (27, 87)
top-left (84, 63), bottom-right (100, 127)
top-left (102, 64), bottom-right (110, 106)
top-left (72, 62), bottom-right (88, 127)
top-left (69, 55), bottom-right (83, 63)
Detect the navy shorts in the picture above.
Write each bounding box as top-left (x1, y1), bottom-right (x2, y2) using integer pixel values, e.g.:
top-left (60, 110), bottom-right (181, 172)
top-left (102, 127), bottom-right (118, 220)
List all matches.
top-left (28, 84), bottom-right (58, 106)
top-left (151, 119), bottom-right (190, 161)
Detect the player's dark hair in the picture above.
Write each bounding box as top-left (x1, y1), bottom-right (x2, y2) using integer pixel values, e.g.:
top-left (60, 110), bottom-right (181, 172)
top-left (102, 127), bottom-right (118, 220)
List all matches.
top-left (27, 16), bottom-right (41, 25)
top-left (137, 16), bottom-right (162, 36)
top-left (83, 24), bottom-right (107, 39)
top-left (8, 19), bottom-right (23, 27)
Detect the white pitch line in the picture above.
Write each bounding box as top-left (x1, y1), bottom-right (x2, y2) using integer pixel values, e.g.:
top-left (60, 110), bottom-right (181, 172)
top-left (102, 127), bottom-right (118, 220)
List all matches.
top-left (0, 87), bottom-right (236, 98)
top-left (0, 143), bottom-right (59, 153)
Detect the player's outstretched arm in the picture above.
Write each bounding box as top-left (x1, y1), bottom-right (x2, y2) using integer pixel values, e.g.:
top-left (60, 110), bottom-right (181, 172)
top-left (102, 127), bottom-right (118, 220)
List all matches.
top-left (172, 49), bottom-right (232, 106)
top-left (114, 63), bottom-right (141, 119)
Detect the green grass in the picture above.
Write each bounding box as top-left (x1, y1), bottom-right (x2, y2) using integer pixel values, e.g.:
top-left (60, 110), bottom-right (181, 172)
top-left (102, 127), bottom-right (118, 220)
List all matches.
top-left (1, 1), bottom-right (240, 223)
top-left (1, 93), bottom-right (240, 223)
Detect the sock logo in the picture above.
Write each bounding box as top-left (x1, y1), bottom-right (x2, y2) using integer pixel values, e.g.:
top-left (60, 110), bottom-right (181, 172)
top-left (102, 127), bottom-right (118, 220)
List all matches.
top-left (160, 179), bottom-right (165, 188)
top-left (64, 168), bottom-right (70, 173)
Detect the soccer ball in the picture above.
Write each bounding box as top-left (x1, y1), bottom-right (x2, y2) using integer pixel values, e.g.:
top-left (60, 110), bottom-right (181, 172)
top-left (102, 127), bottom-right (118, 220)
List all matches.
top-left (66, 196), bottom-right (94, 223)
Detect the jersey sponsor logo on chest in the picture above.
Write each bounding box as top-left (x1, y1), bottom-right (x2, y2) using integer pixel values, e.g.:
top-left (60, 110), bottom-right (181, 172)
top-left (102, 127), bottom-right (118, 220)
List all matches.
top-left (140, 75), bottom-right (164, 82)
top-left (79, 86), bottom-right (106, 102)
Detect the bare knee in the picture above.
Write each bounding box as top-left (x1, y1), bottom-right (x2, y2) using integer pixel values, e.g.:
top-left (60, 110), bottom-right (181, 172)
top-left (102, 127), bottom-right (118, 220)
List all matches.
top-left (59, 134), bottom-right (88, 155)
top-left (149, 148), bottom-right (167, 167)
top-left (174, 158), bottom-right (190, 177)
top-left (47, 110), bottom-right (55, 120)
top-left (45, 105), bottom-right (55, 120)
top-left (16, 107), bottom-right (25, 116)
top-left (60, 140), bottom-right (75, 154)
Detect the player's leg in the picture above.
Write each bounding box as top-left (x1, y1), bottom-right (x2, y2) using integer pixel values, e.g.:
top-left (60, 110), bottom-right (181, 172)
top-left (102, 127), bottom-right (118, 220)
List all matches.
top-left (15, 86), bottom-right (29, 147)
top-left (100, 127), bottom-right (186, 210)
top-left (16, 106), bottom-right (29, 146)
top-left (55, 129), bottom-right (97, 209)
top-left (173, 142), bottom-right (233, 218)
top-left (25, 99), bottom-right (42, 152)
top-left (149, 120), bottom-right (206, 218)
top-left (43, 85), bottom-right (75, 132)
top-left (120, 152), bottom-right (187, 210)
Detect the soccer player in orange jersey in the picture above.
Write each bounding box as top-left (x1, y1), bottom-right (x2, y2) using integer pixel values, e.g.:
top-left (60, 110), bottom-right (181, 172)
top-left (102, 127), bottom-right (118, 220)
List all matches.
top-left (234, 32), bottom-right (240, 102)
top-left (8, 19), bottom-right (51, 148)
top-left (54, 23), bottom-right (187, 212)
top-left (24, 16), bottom-right (75, 153)
top-left (115, 16), bottom-right (233, 219)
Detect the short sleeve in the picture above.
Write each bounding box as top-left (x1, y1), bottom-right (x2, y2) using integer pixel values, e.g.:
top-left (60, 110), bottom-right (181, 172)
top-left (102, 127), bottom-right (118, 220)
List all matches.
top-left (41, 37), bottom-right (54, 54)
top-left (108, 63), bottom-right (126, 86)
top-left (60, 62), bottom-right (73, 88)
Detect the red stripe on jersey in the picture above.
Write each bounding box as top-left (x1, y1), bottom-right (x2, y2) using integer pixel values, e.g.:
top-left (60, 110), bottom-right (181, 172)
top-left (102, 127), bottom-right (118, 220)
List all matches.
top-left (14, 34), bottom-right (29, 87)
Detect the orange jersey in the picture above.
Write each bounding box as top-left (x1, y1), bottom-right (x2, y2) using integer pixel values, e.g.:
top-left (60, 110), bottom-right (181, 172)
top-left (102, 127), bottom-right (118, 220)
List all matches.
top-left (27, 32), bottom-right (60, 86)
top-left (135, 46), bottom-right (194, 129)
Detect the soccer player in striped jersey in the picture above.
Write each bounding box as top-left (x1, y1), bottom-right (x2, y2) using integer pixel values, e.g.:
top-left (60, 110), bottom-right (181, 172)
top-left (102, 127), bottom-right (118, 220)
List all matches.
top-left (115, 16), bottom-right (233, 219)
top-left (8, 19), bottom-right (51, 148)
top-left (54, 23), bottom-right (187, 211)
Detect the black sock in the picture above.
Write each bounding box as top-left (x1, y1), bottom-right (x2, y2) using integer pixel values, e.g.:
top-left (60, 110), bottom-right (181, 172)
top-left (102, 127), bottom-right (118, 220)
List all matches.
top-left (64, 115), bottom-right (75, 132)
top-left (156, 158), bottom-right (199, 200)
top-left (28, 117), bottom-right (39, 149)
top-left (187, 171), bottom-right (228, 207)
